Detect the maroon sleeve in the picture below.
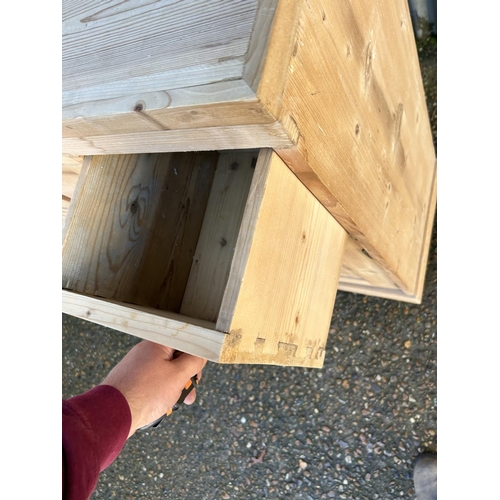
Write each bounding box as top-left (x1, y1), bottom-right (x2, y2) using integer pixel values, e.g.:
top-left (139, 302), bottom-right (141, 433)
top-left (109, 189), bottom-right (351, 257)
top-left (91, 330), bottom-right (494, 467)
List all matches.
top-left (62, 385), bottom-right (132, 500)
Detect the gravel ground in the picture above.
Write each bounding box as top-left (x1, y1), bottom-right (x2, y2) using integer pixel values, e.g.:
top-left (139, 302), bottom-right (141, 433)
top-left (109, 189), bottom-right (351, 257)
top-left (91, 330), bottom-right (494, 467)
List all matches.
top-left (62, 35), bottom-right (437, 500)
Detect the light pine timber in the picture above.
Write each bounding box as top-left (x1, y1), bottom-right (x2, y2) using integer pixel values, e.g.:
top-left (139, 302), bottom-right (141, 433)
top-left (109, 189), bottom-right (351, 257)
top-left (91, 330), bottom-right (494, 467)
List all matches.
top-left (60, 152), bottom-right (429, 304)
top-left (337, 234), bottom-right (416, 303)
top-left (62, 122), bottom-right (293, 156)
top-left (62, 1), bottom-right (281, 146)
top-left (337, 166), bottom-right (436, 304)
top-left (259, 0), bottom-right (436, 301)
top-left (62, 99), bottom-right (278, 139)
top-left (63, 1), bottom-right (266, 105)
top-left (62, 152), bottom-right (219, 312)
top-left (62, 150), bottom-right (348, 368)
top-left (340, 235), bottom-right (399, 290)
top-left (62, 155), bottom-right (84, 198)
top-left (62, 0), bottom-right (436, 304)
top-left (180, 151), bottom-right (258, 323)
top-left (62, 290), bottom-right (224, 362)
top-left (217, 150), bottom-right (347, 368)
top-left (62, 155), bottom-right (84, 225)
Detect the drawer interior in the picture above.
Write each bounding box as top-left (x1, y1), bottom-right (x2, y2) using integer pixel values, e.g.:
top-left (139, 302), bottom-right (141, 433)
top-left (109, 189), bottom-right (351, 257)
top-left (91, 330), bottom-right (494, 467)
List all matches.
top-left (62, 150), bottom-right (258, 325)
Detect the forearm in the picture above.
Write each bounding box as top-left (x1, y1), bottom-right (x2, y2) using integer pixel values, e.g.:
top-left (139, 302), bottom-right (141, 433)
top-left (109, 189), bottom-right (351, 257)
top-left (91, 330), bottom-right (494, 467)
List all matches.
top-left (62, 385), bottom-right (131, 500)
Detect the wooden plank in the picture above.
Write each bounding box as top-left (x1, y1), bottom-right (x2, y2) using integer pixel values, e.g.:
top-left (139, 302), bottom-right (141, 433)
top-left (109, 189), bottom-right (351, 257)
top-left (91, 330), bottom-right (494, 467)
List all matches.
top-left (62, 156), bottom-right (90, 236)
top-left (62, 155), bottom-right (85, 225)
top-left (337, 234), bottom-right (417, 302)
top-left (243, 0), bottom-right (280, 91)
top-left (62, 152), bottom-right (219, 312)
top-left (338, 169), bottom-right (436, 304)
top-left (217, 151), bottom-right (347, 368)
top-left (62, 154), bottom-right (84, 198)
top-left (62, 1), bottom-right (281, 150)
top-left (62, 199), bottom-right (71, 225)
top-left (62, 98), bottom-right (277, 139)
top-left (62, 122), bottom-right (293, 156)
top-left (251, 0), bottom-right (303, 116)
top-left (62, 290), bottom-right (224, 362)
top-left (258, 0), bottom-right (436, 298)
top-left (63, 0), bottom-right (261, 105)
top-left (61, 0), bottom-right (436, 304)
top-left (63, 80), bottom-right (256, 122)
top-left (339, 235), bottom-right (399, 290)
top-left (215, 149), bottom-right (274, 329)
top-left (181, 150), bottom-right (258, 323)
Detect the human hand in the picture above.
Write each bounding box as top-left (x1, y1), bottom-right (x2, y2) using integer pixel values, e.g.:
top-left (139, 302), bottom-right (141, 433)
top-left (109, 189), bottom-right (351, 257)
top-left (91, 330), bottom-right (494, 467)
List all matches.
top-left (101, 341), bottom-right (207, 438)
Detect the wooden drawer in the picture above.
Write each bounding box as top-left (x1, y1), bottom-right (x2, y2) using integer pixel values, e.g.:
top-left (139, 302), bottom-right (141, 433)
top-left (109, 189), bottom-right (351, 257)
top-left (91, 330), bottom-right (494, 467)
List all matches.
top-left (62, 149), bottom-right (347, 368)
top-left (63, 0), bottom-right (437, 304)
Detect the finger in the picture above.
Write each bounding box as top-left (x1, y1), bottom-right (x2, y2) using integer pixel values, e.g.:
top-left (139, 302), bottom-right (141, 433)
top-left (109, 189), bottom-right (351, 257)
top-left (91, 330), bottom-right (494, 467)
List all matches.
top-left (171, 352), bottom-right (207, 379)
top-left (139, 340), bottom-right (176, 361)
top-left (154, 342), bottom-right (176, 360)
top-left (184, 387), bottom-right (197, 405)
top-left (184, 365), bottom-right (204, 405)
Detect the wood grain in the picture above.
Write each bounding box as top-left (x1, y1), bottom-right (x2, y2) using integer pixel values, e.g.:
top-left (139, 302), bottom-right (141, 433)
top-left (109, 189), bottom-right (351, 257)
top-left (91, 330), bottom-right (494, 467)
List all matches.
top-left (63, 98), bottom-right (276, 138)
top-left (62, 0), bottom-right (436, 304)
top-left (63, 0), bottom-right (260, 103)
top-left (62, 122), bottom-right (293, 156)
top-left (62, 152), bottom-right (219, 312)
top-left (62, 290), bottom-right (224, 362)
top-left (338, 168), bottom-right (436, 304)
top-left (62, 155), bottom-right (85, 225)
top-left (62, 155), bottom-right (84, 198)
top-left (62, 156), bottom-right (90, 236)
top-left (62, 1), bottom-right (284, 153)
top-left (217, 151), bottom-right (347, 368)
top-left (243, 0), bottom-right (280, 91)
top-left (181, 150), bottom-right (258, 323)
top-left (260, 0), bottom-right (436, 299)
top-left (339, 235), bottom-right (399, 290)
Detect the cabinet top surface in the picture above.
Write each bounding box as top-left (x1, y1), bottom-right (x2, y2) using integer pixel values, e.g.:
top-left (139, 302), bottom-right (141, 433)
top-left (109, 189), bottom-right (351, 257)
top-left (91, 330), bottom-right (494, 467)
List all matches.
top-left (63, 0), bottom-right (269, 107)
